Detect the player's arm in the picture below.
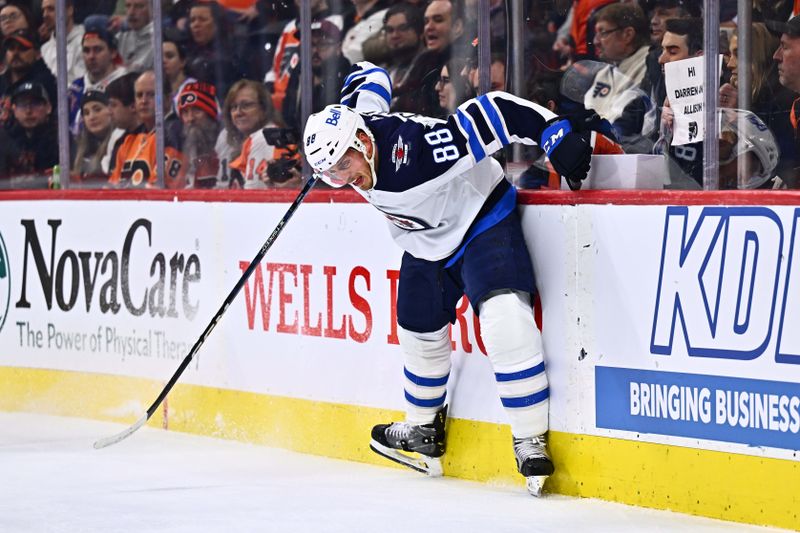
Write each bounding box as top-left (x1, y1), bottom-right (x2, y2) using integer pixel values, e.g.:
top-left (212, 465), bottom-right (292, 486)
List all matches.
top-left (339, 61), bottom-right (392, 113)
top-left (449, 91), bottom-right (594, 189)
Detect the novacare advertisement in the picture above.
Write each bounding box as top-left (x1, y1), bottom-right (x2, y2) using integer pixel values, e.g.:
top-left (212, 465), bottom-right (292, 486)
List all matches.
top-left (589, 205), bottom-right (800, 458)
top-left (0, 210), bottom-right (206, 377)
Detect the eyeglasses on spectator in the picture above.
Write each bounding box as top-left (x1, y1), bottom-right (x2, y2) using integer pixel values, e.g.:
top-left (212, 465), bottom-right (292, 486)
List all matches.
top-left (230, 100), bottom-right (259, 113)
top-left (596, 27), bottom-right (622, 39)
top-left (0, 12), bottom-right (21, 24)
top-left (384, 23), bottom-right (412, 34)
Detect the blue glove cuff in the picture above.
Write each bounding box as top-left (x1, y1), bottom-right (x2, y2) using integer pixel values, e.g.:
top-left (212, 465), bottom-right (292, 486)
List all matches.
top-left (541, 119), bottom-right (573, 156)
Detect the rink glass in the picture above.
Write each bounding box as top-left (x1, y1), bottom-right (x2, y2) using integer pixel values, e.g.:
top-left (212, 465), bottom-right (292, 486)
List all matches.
top-left (25, 0), bottom-right (789, 190)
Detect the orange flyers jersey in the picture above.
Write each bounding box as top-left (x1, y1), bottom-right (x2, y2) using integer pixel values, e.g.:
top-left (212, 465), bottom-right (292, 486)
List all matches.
top-left (266, 20), bottom-right (299, 113)
top-left (266, 15), bottom-right (343, 112)
top-left (108, 127), bottom-right (186, 188)
top-left (571, 0), bottom-right (618, 56)
top-left (230, 128), bottom-right (298, 189)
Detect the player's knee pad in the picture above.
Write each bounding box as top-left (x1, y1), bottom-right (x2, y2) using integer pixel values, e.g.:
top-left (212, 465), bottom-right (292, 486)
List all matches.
top-left (478, 290), bottom-right (543, 368)
top-left (478, 290), bottom-right (549, 437)
top-left (398, 325), bottom-right (452, 425)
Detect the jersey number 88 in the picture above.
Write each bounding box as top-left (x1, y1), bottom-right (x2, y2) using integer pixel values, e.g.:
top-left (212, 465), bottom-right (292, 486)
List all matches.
top-left (425, 129), bottom-right (459, 163)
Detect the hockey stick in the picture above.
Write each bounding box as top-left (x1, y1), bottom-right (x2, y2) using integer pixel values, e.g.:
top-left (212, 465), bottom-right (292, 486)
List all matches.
top-left (93, 176), bottom-right (318, 449)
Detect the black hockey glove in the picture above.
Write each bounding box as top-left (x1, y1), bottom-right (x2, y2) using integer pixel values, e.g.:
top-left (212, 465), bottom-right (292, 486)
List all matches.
top-left (539, 117), bottom-right (593, 191)
top-left (564, 108), bottom-right (618, 142)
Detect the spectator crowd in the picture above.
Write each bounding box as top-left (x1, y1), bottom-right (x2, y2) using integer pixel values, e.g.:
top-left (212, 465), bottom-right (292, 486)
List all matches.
top-left (0, 0), bottom-right (799, 189)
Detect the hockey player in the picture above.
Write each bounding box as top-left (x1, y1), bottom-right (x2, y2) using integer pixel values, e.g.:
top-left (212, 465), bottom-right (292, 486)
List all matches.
top-left (302, 65), bottom-right (593, 495)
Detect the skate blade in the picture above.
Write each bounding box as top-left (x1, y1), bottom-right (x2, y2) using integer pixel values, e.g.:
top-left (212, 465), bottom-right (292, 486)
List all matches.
top-left (525, 475), bottom-right (548, 497)
top-left (369, 439), bottom-right (443, 477)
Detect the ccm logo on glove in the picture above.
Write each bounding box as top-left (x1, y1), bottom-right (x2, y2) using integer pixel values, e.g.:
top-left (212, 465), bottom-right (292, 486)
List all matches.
top-left (539, 117), bottom-right (593, 190)
top-left (541, 119), bottom-right (570, 155)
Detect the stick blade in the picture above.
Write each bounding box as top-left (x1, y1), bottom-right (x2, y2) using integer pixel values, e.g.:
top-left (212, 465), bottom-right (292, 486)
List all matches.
top-left (93, 414), bottom-right (148, 449)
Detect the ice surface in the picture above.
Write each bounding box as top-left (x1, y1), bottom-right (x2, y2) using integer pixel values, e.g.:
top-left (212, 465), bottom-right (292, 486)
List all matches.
top-left (0, 413), bottom-right (780, 533)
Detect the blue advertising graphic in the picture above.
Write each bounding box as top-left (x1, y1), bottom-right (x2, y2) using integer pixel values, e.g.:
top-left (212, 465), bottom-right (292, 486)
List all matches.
top-left (596, 366), bottom-right (800, 450)
top-left (650, 206), bottom-right (800, 363)
top-left (599, 206), bottom-right (800, 451)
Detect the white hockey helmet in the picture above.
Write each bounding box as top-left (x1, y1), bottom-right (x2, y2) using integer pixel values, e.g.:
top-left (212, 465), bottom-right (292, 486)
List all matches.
top-left (719, 109), bottom-right (780, 189)
top-left (303, 104), bottom-right (374, 187)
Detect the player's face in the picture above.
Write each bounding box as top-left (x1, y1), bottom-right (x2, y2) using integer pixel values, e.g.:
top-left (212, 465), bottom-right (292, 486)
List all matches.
top-left (82, 100), bottom-right (112, 135)
top-left (325, 146), bottom-right (374, 191)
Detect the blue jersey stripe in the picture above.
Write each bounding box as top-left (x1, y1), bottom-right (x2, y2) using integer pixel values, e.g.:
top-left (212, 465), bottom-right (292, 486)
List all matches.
top-left (456, 109), bottom-right (486, 162)
top-left (495, 362), bottom-right (546, 382)
top-left (444, 184), bottom-right (516, 268)
top-left (404, 367), bottom-right (450, 387)
top-left (358, 82), bottom-right (391, 106)
top-left (405, 390), bottom-right (447, 408)
top-left (343, 67), bottom-right (393, 93)
top-left (478, 95), bottom-right (510, 146)
top-left (500, 388), bottom-right (550, 408)
top-left (464, 102), bottom-right (495, 146)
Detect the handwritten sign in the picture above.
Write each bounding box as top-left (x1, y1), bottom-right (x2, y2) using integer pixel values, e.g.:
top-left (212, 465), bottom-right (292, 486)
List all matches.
top-left (664, 55), bottom-right (723, 146)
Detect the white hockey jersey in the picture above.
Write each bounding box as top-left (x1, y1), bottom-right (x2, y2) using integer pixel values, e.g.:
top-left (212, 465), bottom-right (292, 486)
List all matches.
top-left (229, 123), bottom-right (298, 189)
top-left (338, 63), bottom-right (556, 261)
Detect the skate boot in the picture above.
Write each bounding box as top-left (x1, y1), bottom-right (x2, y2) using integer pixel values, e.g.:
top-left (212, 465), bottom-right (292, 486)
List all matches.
top-left (369, 405), bottom-right (447, 477)
top-left (513, 433), bottom-right (555, 497)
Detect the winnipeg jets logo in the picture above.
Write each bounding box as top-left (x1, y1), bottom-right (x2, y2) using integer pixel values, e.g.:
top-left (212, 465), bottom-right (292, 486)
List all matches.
top-left (391, 135), bottom-right (410, 171)
top-left (382, 213), bottom-right (431, 231)
top-left (376, 207), bottom-right (433, 231)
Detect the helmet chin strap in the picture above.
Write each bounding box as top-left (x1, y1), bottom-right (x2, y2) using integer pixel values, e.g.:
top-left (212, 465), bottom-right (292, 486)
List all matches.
top-left (352, 128), bottom-right (378, 188)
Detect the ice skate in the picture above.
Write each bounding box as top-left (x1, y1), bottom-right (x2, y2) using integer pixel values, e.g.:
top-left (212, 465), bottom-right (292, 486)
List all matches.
top-left (513, 434), bottom-right (554, 497)
top-left (369, 405), bottom-right (447, 477)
